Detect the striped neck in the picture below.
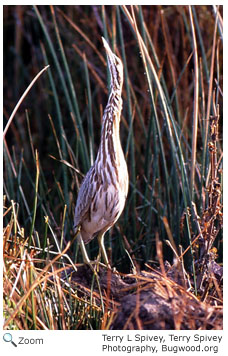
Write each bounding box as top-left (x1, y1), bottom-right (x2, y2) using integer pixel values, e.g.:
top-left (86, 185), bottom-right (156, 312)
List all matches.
top-left (105, 89), bottom-right (122, 114)
top-left (95, 89), bottom-right (123, 182)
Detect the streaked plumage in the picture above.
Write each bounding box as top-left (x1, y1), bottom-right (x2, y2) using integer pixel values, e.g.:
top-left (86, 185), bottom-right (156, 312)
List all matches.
top-left (74, 37), bottom-right (128, 267)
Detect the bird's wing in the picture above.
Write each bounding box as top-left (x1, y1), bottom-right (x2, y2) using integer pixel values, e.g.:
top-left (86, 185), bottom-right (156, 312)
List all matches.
top-left (74, 168), bottom-right (94, 228)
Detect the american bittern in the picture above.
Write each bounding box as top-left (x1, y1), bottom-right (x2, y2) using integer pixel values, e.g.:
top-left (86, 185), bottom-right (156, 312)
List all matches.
top-left (74, 37), bottom-right (129, 268)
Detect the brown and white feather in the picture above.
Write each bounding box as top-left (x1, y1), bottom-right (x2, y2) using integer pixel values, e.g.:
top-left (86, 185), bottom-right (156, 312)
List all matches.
top-left (74, 38), bottom-right (128, 246)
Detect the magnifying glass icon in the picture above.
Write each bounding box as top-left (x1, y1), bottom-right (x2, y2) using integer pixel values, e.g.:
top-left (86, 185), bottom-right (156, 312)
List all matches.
top-left (3, 333), bottom-right (17, 347)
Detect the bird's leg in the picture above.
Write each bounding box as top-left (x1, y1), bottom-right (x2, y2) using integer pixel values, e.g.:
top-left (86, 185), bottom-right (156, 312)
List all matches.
top-left (77, 233), bottom-right (95, 272)
top-left (77, 232), bottom-right (105, 313)
top-left (97, 232), bottom-right (111, 268)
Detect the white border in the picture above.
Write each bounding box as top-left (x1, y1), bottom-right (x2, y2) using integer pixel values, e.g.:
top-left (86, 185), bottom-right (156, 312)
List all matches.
top-left (1, 2), bottom-right (225, 355)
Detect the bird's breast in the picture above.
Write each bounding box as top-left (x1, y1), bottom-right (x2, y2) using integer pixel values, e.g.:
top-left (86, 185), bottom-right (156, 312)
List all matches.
top-left (80, 182), bottom-right (127, 244)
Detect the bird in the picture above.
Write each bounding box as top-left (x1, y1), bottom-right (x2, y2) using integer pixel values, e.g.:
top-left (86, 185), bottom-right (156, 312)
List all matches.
top-left (74, 37), bottom-right (129, 269)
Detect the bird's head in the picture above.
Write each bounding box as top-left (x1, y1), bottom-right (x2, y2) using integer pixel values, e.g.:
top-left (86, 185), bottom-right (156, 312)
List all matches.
top-left (102, 37), bottom-right (123, 93)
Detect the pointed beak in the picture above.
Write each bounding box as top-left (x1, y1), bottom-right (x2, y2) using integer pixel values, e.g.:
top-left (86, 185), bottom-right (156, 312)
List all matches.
top-left (102, 37), bottom-right (123, 91)
top-left (102, 37), bottom-right (115, 64)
